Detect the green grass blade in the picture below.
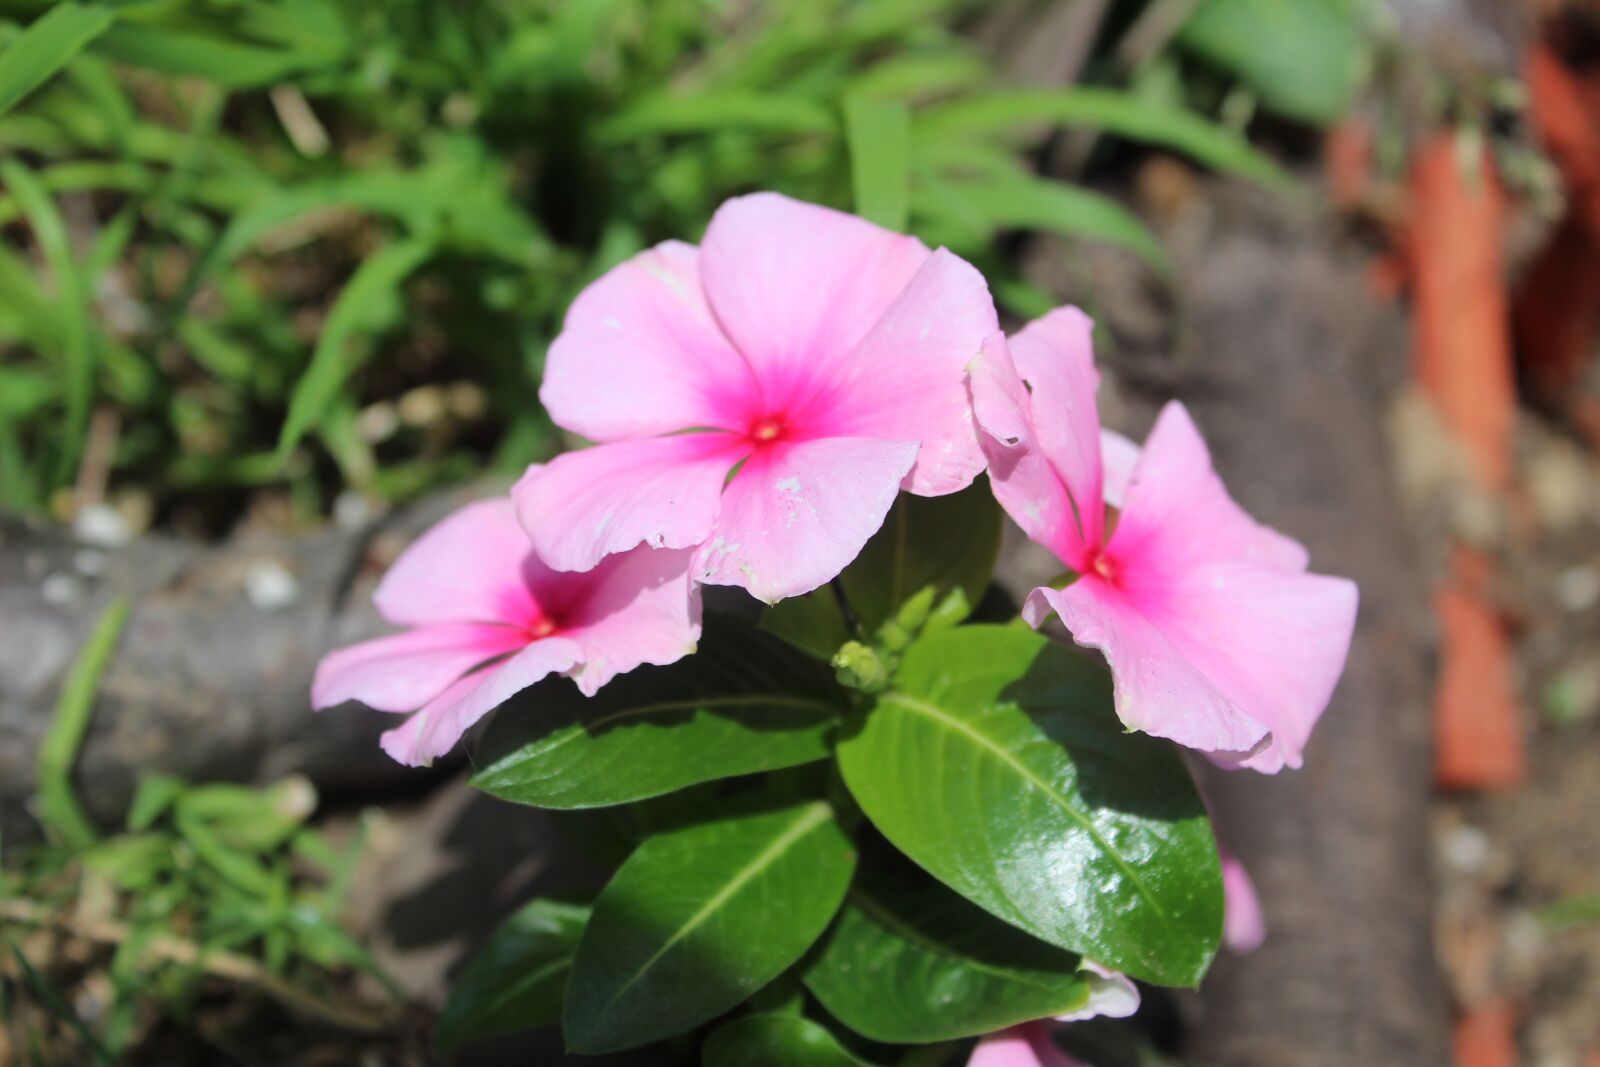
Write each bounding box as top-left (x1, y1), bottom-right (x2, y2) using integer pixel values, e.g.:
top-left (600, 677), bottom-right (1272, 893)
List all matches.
top-left (7, 938), bottom-right (116, 1065)
top-left (0, 158), bottom-right (96, 484)
top-left (918, 87), bottom-right (1289, 187)
top-left (36, 598), bottom-right (131, 850)
top-left (0, 3), bottom-right (115, 118)
top-left (919, 172), bottom-right (1169, 272)
top-left (275, 236), bottom-right (434, 461)
top-left (89, 22), bottom-right (316, 87)
top-left (596, 91), bottom-right (836, 142)
top-left (845, 94), bottom-right (910, 231)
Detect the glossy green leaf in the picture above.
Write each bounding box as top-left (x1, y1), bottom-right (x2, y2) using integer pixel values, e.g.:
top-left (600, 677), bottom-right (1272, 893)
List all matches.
top-left (563, 799), bottom-right (856, 1053)
top-left (276, 236), bottom-right (434, 460)
top-left (0, 4), bottom-right (115, 118)
top-left (436, 898), bottom-right (589, 1051)
top-left (473, 617), bottom-right (845, 809)
top-left (837, 625), bottom-right (1222, 986)
top-left (1178, 0), bottom-right (1370, 126)
top-left (802, 866), bottom-right (1090, 1042)
top-left (845, 94), bottom-right (909, 231)
top-left (917, 88), bottom-right (1287, 186)
top-left (703, 1014), bottom-right (876, 1067)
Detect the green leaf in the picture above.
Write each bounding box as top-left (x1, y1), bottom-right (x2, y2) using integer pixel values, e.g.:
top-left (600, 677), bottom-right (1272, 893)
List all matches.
top-left (845, 95), bottom-right (909, 231)
top-left (436, 898), bottom-right (589, 1051)
top-left (0, 3), bottom-right (115, 118)
top-left (472, 616), bottom-right (845, 809)
top-left (924, 174), bottom-right (1169, 272)
top-left (703, 1014), bottom-right (877, 1067)
top-left (761, 587), bottom-right (853, 663)
top-left (917, 88), bottom-right (1288, 186)
top-left (35, 598), bottom-right (128, 848)
top-left (175, 777), bottom-right (315, 851)
top-left (841, 481), bottom-right (1001, 635)
top-left (0, 158), bottom-right (95, 482)
top-left (596, 91), bottom-right (836, 142)
top-left (846, 53), bottom-right (990, 101)
top-left (764, 483), bottom-right (1002, 658)
top-left (836, 626), bottom-right (1222, 986)
top-left (126, 773), bottom-right (184, 832)
top-left (82, 833), bottom-right (172, 892)
top-left (90, 23), bottom-right (324, 87)
top-left (174, 807), bottom-right (274, 894)
top-left (276, 236), bottom-right (434, 460)
top-left (801, 865), bottom-right (1090, 1042)
top-left (563, 798), bottom-right (857, 1053)
top-left (1178, 0), bottom-right (1370, 126)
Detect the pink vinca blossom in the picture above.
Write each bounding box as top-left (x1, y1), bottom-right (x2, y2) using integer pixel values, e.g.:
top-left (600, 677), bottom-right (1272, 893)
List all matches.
top-left (967, 962), bottom-right (1139, 1067)
top-left (514, 192), bottom-right (999, 603)
top-left (970, 307), bottom-right (1359, 772)
top-left (1221, 848), bottom-right (1267, 954)
top-left (311, 499), bottom-right (698, 767)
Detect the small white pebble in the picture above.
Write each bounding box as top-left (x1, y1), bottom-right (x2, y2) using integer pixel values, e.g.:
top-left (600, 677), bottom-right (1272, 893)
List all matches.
top-left (245, 560), bottom-right (299, 611)
top-left (41, 572), bottom-right (82, 605)
top-left (73, 548), bottom-right (107, 577)
top-left (1441, 823), bottom-right (1491, 873)
top-left (333, 490), bottom-right (372, 531)
top-left (72, 503), bottom-right (130, 547)
top-left (1556, 565), bottom-right (1600, 613)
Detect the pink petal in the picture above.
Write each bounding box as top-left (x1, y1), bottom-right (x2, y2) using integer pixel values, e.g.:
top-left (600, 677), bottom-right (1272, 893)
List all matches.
top-left (1027, 582), bottom-right (1272, 759)
top-left (1031, 557), bottom-right (1357, 769)
top-left (813, 248), bottom-right (998, 496)
top-left (379, 638), bottom-right (583, 767)
top-left (967, 1023), bottom-right (1084, 1067)
top-left (539, 240), bottom-right (759, 441)
top-left (699, 193), bottom-right (930, 410)
top-left (1159, 561), bottom-right (1358, 772)
top-left (513, 433), bottom-right (747, 573)
top-left (1027, 400), bottom-right (1358, 769)
top-left (1100, 430), bottom-right (1140, 509)
top-left (311, 623), bottom-right (530, 713)
top-left (1055, 961), bottom-right (1140, 1022)
top-left (1221, 848), bottom-right (1267, 954)
top-left (970, 333), bottom-right (1087, 571)
top-left (373, 499), bottom-right (540, 628)
top-left (693, 436), bottom-right (919, 603)
top-left (1006, 308), bottom-right (1106, 551)
top-left (562, 547), bottom-right (702, 696)
top-left (1110, 403), bottom-right (1309, 576)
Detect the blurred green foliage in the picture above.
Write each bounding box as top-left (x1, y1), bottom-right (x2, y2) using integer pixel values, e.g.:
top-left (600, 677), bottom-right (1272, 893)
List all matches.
top-left (0, 0), bottom-right (1365, 529)
top-left (3, 599), bottom-right (389, 1061)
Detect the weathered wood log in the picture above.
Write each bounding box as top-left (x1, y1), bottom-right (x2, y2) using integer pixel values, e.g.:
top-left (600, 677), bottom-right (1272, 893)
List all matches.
top-left (1120, 185), bottom-right (1447, 1066)
top-left (0, 484), bottom-right (494, 841)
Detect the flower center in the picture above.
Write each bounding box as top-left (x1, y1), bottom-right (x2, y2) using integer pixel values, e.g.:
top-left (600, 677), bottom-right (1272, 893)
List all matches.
top-left (528, 617), bottom-right (558, 639)
top-left (1090, 552), bottom-right (1118, 583)
top-left (749, 415), bottom-right (786, 443)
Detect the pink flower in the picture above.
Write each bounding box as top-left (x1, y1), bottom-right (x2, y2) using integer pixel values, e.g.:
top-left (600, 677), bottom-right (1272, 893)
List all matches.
top-left (1221, 848), bottom-right (1267, 954)
top-left (967, 963), bottom-right (1138, 1067)
top-left (967, 1022), bottom-right (1086, 1067)
top-left (513, 192), bottom-right (998, 603)
top-left (311, 499), bottom-right (699, 766)
top-left (970, 307), bottom-right (1359, 772)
